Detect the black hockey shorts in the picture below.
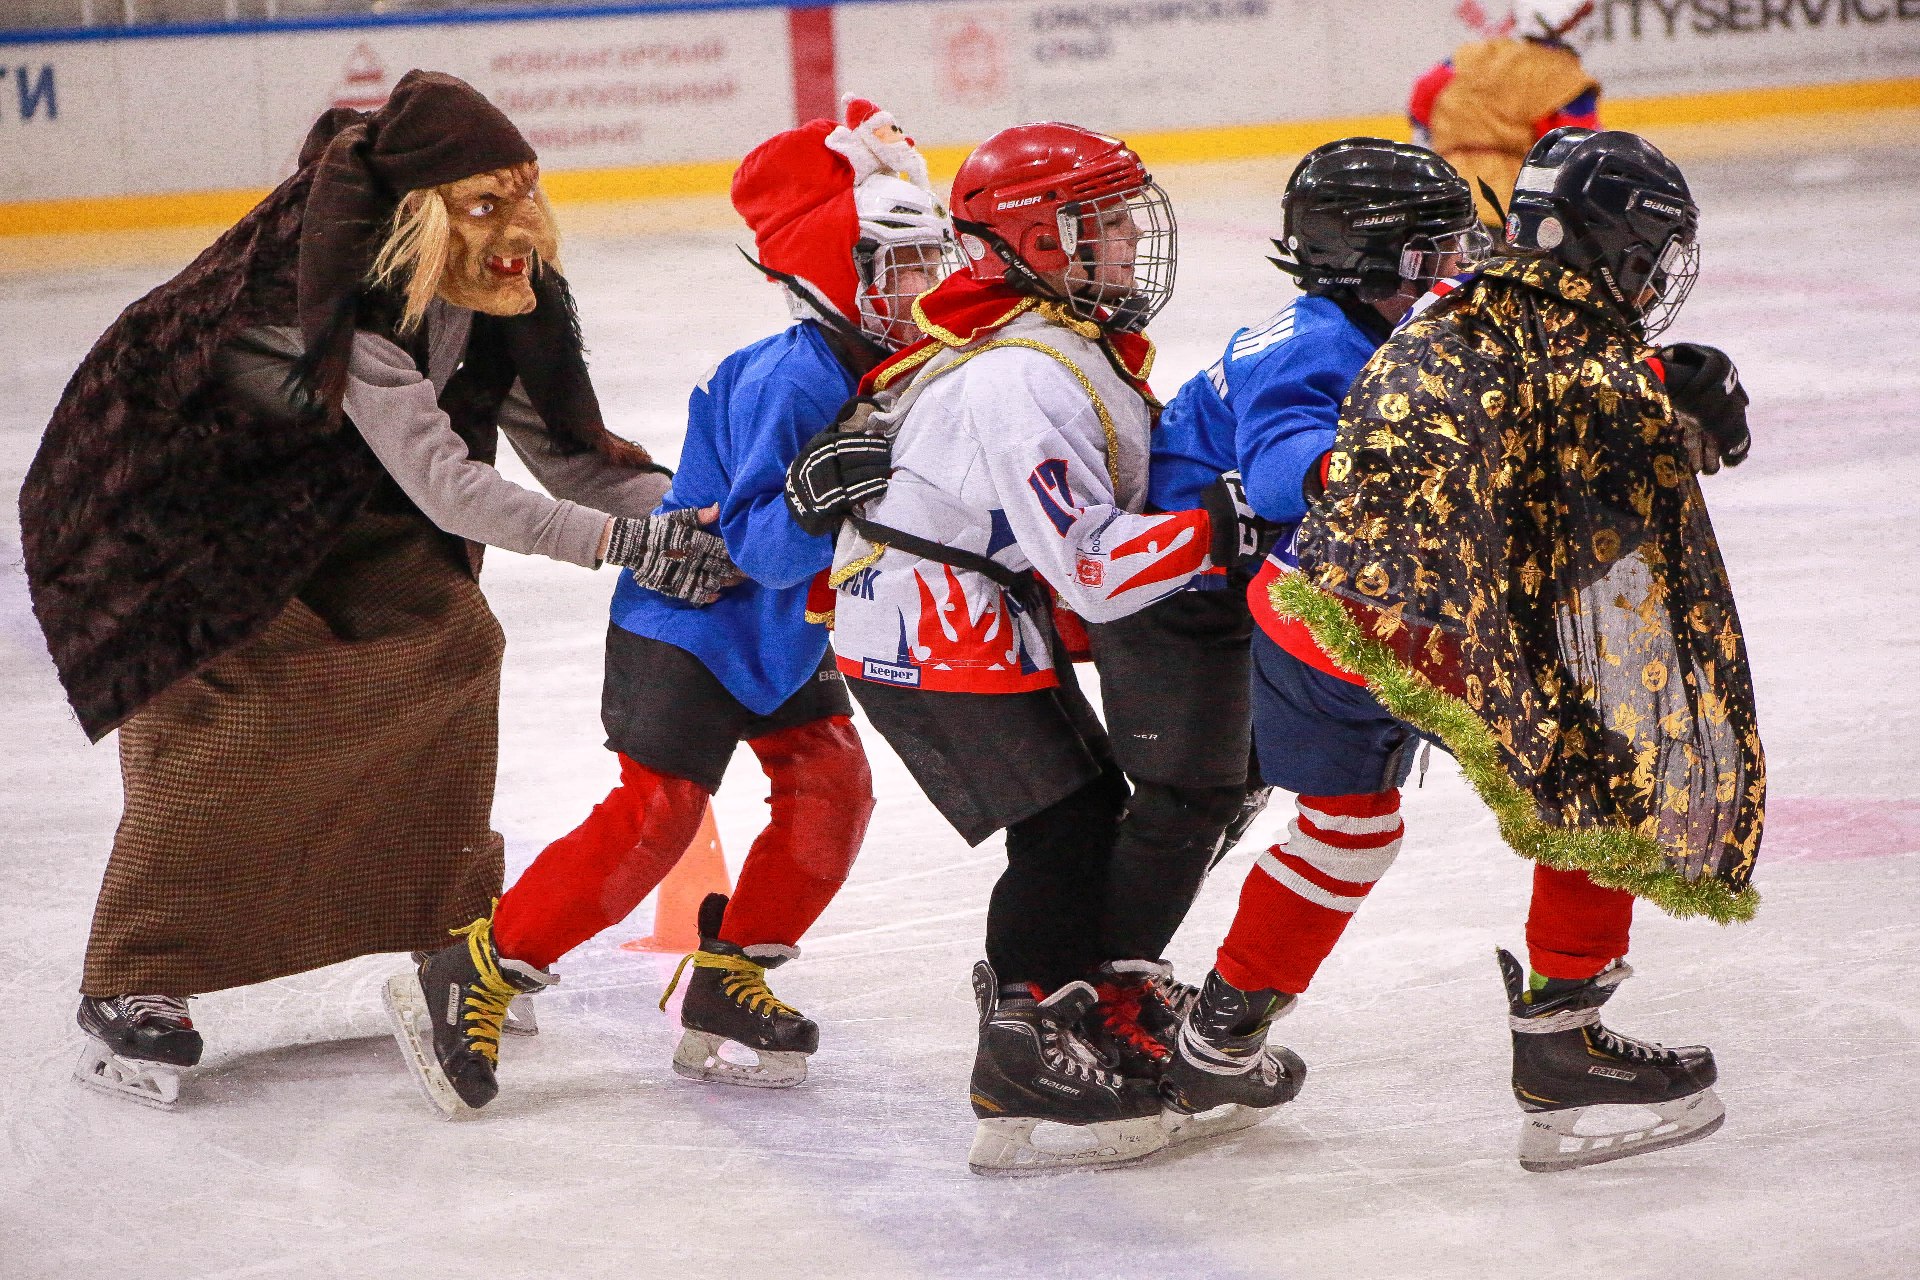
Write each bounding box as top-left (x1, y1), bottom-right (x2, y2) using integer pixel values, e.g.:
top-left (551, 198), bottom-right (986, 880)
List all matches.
top-left (847, 672), bottom-right (1113, 847)
top-left (601, 626), bottom-right (851, 793)
top-left (849, 670), bottom-right (1128, 989)
top-left (1250, 629), bottom-right (1436, 797)
top-left (1087, 584), bottom-right (1255, 790)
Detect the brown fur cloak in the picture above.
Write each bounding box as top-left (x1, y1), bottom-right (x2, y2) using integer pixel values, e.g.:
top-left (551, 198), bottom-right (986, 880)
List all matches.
top-left (20, 72), bottom-right (661, 994)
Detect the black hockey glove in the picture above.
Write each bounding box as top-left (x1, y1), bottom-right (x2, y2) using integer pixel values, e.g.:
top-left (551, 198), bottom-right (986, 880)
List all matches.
top-left (785, 416), bottom-right (893, 538)
top-left (604, 509), bottom-right (742, 606)
top-left (1202, 471), bottom-right (1275, 569)
top-left (1658, 343), bottom-right (1751, 475)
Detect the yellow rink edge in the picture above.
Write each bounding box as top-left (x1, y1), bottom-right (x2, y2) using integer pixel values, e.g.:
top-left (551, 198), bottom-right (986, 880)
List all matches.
top-left (3, 75), bottom-right (1916, 238)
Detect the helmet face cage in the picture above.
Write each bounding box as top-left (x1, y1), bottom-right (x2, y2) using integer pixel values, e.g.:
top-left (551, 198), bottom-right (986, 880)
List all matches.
top-left (1636, 234), bottom-right (1699, 339)
top-left (855, 232), bottom-right (964, 348)
top-left (1054, 180), bottom-right (1177, 333)
top-left (1396, 223), bottom-right (1491, 291)
top-left (1579, 167), bottom-right (1700, 334)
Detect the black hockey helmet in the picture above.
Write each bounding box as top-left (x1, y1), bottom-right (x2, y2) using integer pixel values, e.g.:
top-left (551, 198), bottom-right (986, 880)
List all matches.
top-left (1270, 138), bottom-right (1483, 303)
top-left (1505, 127), bottom-right (1700, 337)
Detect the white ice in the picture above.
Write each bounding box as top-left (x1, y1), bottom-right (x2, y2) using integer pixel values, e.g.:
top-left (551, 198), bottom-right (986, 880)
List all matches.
top-left (3, 111), bottom-right (1917, 1279)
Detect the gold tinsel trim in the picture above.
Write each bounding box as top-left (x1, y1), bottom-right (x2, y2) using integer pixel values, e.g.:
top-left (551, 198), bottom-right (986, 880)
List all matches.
top-left (828, 540), bottom-right (887, 590)
top-left (911, 293), bottom-right (1039, 350)
top-left (1270, 573), bottom-right (1758, 924)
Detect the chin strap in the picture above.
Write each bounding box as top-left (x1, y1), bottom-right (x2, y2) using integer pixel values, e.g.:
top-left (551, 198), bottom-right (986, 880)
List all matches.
top-left (736, 248), bottom-right (888, 363)
top-left (1477, 179), bottom-right (1509, 228)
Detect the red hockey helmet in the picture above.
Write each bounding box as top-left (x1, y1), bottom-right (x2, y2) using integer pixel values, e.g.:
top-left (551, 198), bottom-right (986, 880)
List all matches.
top-left (949, 122), bottom-right (1176, 333)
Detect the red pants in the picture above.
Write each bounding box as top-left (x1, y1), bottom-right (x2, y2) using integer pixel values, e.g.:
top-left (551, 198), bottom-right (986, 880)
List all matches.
top-left (493, 717), bottom-right (873, 970)
top-left (1525, 864), bottom-right (1635, 980)
top-left (1216, 790), bottom-right (1636, 994)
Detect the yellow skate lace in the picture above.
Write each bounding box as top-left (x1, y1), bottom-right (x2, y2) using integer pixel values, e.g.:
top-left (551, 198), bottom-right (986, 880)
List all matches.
top-left (447, 916), bottom-right (520, 1066)
top-left (659, 950), bottom-right (800, 1019)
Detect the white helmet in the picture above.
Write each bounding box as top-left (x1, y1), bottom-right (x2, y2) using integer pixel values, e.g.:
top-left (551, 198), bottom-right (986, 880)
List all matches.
top-left (852, 173), bottom-right (961, 348)
top-left (1513, 0), bottom-right (1594, 40)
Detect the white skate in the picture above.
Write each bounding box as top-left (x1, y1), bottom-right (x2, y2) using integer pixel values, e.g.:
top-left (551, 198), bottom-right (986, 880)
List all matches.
top-left (382, 970), bottom-right (466, 1119)
top-left (967, 1114), bottom-right (1169, 1176)
top-left (670, 1029), bottom-right (809, 1088)
top-left (74, 1043), bottom-right (182, 1110)
top-left (1518, 1089), bottom-right (1727, 1172)
top-left (502, 994), bottom-right (538, 1037)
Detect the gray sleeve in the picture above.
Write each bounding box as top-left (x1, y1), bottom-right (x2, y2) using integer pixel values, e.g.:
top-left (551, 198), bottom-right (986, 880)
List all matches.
top-left (341, 332), bottom-right (611, 568)
top-left (496, 380), bottom-right (673, 519)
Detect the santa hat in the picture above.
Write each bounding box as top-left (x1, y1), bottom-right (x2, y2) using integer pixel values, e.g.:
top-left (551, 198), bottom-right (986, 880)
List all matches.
top-left (731, 118), bottom-right (862, 323)
top-left (731, 96), bottom-right (936, 325)
top-left (826, 95), bottom-right (934, 198)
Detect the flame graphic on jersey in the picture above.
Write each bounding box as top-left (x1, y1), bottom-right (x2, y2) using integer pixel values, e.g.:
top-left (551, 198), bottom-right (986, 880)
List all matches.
top-left (1108, 511), bottom-right (1209, 597)
top-left (915, 564), bottom-right (1017, 670)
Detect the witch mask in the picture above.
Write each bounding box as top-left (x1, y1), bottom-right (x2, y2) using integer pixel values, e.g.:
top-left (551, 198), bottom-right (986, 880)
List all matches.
top-left (375, 160), bottom-right (560, 327)
top-left (434, 162), bottom-right (559, 316)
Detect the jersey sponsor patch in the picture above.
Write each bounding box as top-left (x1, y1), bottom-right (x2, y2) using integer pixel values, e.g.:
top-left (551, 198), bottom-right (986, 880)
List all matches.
top-left (1076, 555), bottom-right (1105, 587)
top-left (861, 656), bottom-right (921, 686)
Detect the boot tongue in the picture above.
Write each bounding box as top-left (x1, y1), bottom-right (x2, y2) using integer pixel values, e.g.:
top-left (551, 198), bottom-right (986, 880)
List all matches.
top-left (1037, 979), bottom-right (1100, 1022)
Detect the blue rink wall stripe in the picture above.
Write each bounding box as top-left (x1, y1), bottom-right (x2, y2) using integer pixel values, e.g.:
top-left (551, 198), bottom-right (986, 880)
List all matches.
top-left (0, 0), bottom-right (914, 46)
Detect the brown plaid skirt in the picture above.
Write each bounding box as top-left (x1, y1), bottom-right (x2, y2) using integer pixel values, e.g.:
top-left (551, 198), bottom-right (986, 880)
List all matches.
top-left (81, 512), bottom-right (507, 996)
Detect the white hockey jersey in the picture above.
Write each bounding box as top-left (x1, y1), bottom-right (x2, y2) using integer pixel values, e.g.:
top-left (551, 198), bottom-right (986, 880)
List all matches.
top-left (829, 308), bottom-right (1215, 695)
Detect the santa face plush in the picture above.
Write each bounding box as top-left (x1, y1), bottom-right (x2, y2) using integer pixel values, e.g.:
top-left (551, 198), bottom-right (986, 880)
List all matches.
top-left (434, 163), bottom-right (558, 315)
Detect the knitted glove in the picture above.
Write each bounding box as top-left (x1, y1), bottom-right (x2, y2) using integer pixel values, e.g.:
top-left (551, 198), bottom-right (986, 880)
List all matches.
top-left (1658, 343), bottom-right (1751, 475)
top-left (604, 509), bottom-right (741, 605)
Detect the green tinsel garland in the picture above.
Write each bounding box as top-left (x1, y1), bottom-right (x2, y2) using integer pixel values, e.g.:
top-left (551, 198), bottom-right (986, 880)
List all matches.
top-left (1271, 573), bottom-right (1758, 924)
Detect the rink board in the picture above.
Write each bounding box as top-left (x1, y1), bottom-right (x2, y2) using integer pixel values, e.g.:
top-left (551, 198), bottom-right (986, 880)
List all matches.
top-left (0, 0), bottom-right (1918, 221)
top-left (2, 115), bottom-right (1917, 1279)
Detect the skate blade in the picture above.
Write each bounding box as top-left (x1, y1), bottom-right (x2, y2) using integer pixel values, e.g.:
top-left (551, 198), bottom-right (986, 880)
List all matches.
top-left (967, 1114), bottom-right (1169, 1176)
top-left (73, 1045), bottom-right (180, 1111)
top-left (1163, 1101), bottom-right (1272, 1147)
top-left (381, 973), bottom-right (472, 1120)
top-left (670, 1029), bottom-right (808, 1089)
top-left (1518, 1088), bottom-right (1726, 1172)
top-left (502, 994), bottom-right (538, 1037)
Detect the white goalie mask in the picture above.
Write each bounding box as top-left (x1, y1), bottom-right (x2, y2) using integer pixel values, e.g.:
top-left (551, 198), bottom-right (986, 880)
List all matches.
top-left (852, 173), bottom-right (962, 349)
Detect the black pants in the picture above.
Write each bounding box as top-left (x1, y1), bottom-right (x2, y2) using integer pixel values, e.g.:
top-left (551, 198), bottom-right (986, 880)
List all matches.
top-left (849, 666), bottom-right (1129, 991)
top-left (1088, 587), bottom-right (1259, 961)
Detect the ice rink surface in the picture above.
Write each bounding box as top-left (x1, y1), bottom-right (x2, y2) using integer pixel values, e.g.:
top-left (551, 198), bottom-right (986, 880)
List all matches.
top-left (3, 109), bottom-right (1918, 1279)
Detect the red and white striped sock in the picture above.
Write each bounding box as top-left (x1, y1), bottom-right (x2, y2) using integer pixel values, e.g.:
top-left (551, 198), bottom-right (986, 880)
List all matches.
top-left (1215, 790), bottom-right (1404, 996)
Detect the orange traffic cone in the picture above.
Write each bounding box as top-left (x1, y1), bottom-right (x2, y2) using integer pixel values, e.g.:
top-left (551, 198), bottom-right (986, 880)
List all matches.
top-left (621, 802), bottom-right (731, 953)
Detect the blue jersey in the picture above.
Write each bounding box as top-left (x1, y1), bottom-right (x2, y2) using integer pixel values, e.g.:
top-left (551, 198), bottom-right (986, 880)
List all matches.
top-left (1150, 293), bottom-right (1387, 529)
top-left (610, 322), bottom-right (854, 716)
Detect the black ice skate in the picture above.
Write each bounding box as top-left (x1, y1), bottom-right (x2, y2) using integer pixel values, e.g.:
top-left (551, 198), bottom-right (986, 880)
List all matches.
top-left (384, 916), bottom-right (556, 1118)
top-left (1208, 785), bottom-right (1275, 871)
top-left (1498, 948), bottom-right (1723, 1172)
top-left (413, 949), bottom-right (539, 1036)
top-left (660, 893), bottom-right (815, 1089)
top-left (74, 994), bottom-right (203, 1110)
top-left (967, 961), bottom-right (1168, 1176)
top-left (1087, 959), bottom-right (1198, 1081)
top-left (1159, 969), bottom-right (1306, 1145)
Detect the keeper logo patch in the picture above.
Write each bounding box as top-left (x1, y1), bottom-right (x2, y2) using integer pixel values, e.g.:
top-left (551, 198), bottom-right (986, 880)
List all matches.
top-left (862, 658), bottom-right (921, 687)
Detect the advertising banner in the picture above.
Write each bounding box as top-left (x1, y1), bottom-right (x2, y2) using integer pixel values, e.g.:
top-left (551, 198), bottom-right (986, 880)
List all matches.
top-left (0, 0), bottom-right (1916, 207)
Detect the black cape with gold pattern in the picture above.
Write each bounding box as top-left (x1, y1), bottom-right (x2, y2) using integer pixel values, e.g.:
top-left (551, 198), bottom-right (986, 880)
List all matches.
top-left (1274, 256), bottom-right (1763, 921)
